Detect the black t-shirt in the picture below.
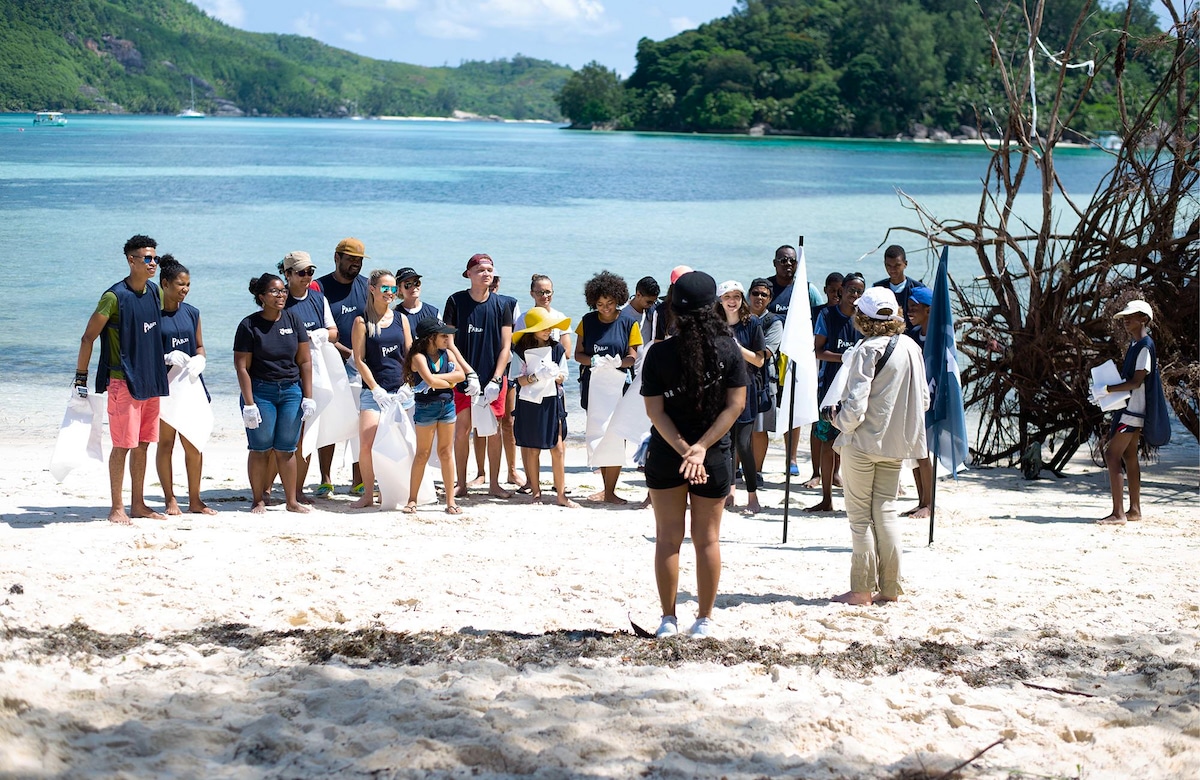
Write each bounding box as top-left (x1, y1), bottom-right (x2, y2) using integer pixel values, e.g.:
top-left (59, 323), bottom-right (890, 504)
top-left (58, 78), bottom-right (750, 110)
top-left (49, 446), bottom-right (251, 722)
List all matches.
top-left (443, 290), bottom-right (513, 382)
top-left (285, 289), bottom-right (330, 332)
top-left (233, 309), bottom-right (310, 383)
top-left (641, 335), bottom-right (748, 443)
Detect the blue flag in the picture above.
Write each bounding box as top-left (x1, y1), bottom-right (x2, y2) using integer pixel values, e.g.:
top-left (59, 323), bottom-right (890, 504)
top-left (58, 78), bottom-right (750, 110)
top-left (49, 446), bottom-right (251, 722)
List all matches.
top-left (925, 247), bottom-right (970, 476)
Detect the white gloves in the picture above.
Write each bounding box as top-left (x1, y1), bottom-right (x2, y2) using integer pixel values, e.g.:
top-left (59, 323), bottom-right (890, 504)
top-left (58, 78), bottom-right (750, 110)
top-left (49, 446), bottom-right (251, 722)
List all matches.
top-left (394, 384), bottom-right (415, 410)
top-left (549, 328), bottom-right (562, 343)
top-left (187, 354), bottom-right (206, 377)
top-left (309, 328), bottom-right (329, 347)
top-left (533, 363), bottom-right (557, 382)
top-left (593, 354), bottom-right (622, 370)
top-left (371, 385), bottom-right (392, 409)
top-left (165, 350), bottom-right (190, 367)
top-left (301, 397), bottom-right (317, 421)
top-left (482, 380), bottom-right (501, 404)
top-left (242, 404), bottom-right (262, 429)
top-left (464, 372), bottom-right (482, 397)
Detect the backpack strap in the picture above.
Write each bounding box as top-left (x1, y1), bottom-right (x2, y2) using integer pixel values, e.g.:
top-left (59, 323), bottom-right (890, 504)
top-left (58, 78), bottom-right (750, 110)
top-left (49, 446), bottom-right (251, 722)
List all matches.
top-left (875, 335), bottom-right (900, 374)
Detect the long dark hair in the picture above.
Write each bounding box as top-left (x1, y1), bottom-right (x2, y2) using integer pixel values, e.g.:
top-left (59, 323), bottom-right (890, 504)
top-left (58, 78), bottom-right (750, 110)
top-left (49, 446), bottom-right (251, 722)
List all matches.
top-left (674, 306), bottom-right (732, 423)
top-left (403, 332), bottom-right (438, 386)
top-left (514, 331), bottom-right (548, 360)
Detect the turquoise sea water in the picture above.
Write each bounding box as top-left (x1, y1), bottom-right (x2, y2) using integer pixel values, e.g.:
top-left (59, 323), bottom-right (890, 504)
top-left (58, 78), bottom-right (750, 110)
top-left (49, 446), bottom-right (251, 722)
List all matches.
top-left (0, 114), bottom-right (1114, 424)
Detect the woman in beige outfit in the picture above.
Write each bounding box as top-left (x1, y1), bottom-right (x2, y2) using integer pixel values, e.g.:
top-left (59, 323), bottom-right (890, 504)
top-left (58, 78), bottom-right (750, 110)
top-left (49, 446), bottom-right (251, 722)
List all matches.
top-left (827, 287), bottom-right (929, 605)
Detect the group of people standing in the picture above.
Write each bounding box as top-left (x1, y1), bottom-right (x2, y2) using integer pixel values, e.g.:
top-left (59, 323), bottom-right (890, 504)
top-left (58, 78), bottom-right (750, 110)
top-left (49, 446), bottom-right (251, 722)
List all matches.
top-left (74, 233), bottom-right (1162, 638)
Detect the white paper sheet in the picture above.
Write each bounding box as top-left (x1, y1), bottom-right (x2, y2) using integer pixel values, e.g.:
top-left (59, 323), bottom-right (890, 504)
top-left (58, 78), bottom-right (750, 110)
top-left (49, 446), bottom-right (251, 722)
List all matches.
top-left (1089, 360), bottom-right (1130, 411)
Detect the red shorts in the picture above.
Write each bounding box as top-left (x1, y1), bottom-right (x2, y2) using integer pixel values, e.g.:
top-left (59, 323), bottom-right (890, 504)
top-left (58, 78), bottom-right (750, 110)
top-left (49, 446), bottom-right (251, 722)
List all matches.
top-left (453, 381), bottom-right (507, 420)
top-left (107, 378), bottom-right (161, 449)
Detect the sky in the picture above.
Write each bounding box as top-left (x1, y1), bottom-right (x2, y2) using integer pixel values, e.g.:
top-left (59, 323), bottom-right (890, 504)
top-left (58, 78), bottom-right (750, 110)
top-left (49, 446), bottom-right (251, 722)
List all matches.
top-left (192, 1), bottom-right (1183, 76)
top-left (192, 0), bottom-right (742, 76)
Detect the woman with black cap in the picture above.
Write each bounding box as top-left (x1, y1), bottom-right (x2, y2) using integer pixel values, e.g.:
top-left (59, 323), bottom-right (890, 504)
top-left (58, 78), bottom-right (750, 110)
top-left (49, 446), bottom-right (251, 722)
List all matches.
top-left (640, 271), bottom-right (748, 639)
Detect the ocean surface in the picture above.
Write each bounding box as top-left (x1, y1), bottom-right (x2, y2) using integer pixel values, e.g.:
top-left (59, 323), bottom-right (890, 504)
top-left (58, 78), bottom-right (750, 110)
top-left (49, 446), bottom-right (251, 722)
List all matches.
top-left (0, 114), bottom-right (1115, 431)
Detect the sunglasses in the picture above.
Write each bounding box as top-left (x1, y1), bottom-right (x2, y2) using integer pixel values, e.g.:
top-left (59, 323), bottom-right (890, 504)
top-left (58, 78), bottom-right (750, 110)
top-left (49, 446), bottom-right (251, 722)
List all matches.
top-left (292, 267), bottom-right (316, 277)
top-left (131, 254), bottom-right (158, 265)
top-left (403, 281), bottom-right (420, 290)
top-left (378, 285), bottom-right (398, 294)
top-left (750, 291), bottom-right (770, 298)
top-left (533, 290), bottom-right (554, 297)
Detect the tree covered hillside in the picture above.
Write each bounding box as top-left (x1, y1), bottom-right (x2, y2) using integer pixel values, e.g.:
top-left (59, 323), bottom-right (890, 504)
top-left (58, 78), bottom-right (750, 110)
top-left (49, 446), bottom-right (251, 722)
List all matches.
top-left (558, 0), bottom-right (1166, 136)
top-left (0, 0), bottom-right (570, 119)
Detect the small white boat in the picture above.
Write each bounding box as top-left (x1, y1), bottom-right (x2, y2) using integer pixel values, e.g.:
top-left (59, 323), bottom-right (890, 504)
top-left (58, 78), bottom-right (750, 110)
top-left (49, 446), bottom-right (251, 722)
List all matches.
top-left (177, 82), bottom-right (205, 118)
top-left (1094, 131), bottom-right (1122, 151)
top-left (33, 111), bottom-right (67, 126)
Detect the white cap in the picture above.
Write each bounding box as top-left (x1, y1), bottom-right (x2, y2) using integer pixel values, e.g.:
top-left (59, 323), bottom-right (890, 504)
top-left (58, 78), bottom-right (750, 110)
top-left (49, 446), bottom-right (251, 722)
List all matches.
top-left (856, 287), bottom-right (904, 322)
top-left (1113, 299), bottom-right (1153, 320)
top-left (716, 280), bottom-right (745, 298)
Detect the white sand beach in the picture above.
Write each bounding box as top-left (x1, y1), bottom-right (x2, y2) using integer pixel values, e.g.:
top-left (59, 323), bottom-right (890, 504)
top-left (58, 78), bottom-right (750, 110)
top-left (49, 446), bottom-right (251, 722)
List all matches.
top-left (1, 404), bottom-right (1197, 779)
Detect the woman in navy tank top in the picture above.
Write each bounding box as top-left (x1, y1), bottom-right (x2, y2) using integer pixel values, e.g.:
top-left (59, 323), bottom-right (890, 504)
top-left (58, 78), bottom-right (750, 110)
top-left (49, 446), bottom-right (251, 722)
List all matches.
top-left (156, 256), bottom-right (216, 516)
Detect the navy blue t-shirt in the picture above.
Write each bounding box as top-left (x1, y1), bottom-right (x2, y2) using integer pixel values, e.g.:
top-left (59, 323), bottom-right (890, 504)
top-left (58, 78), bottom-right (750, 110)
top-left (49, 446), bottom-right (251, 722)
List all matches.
top-left (233, 309), bottom-right (310, 383)
top-left (285, 289), bottom-right (330, 332)
top-left (362, 314), bottom-right (406, 392)
top-left (316, 273), bottom-right (368, 350)
top-left (814, 305), bottom-right (860, 397)
top-left (160, 302), bottom-right (201, 358)
top-left (398, 302), bottom-right (440, 336)
top-left (767, 277), bottom-right (793, 321)
top-left (443, 290), bottom-right (514, 383)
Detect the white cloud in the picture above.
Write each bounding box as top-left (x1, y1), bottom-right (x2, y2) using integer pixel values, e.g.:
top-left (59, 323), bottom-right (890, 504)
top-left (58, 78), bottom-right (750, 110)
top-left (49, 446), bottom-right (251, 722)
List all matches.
top-left (336, 0), bottom-right (419, 10)
top-left (343, 29), bottom-right (368, 44)
top-left (669, 16), bottom-right (695, 33)
top-left (194, 0), bottom-right (246, 26)
top-left (417, 0), bottom-right (616, 36)
top-left (294, 11), bottom-right (322, 38)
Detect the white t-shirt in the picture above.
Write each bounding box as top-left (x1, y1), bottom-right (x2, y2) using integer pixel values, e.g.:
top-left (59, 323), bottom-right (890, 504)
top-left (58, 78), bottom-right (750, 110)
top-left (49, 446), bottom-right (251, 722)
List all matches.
top-left (1119, 344), bottom-right (1152, 425)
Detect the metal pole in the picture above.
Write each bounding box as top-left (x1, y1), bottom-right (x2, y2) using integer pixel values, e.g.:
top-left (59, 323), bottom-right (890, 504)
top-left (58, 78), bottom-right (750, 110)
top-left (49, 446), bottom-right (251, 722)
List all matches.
top-left (781, 234), bottom-right (804, 545)
top-left (928, 437), bottom-right (939, 545)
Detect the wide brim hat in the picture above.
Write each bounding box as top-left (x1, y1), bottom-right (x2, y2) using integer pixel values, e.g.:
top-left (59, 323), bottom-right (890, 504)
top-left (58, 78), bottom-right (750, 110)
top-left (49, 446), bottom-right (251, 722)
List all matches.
top-left (513, 308), bottom-right (570, 341)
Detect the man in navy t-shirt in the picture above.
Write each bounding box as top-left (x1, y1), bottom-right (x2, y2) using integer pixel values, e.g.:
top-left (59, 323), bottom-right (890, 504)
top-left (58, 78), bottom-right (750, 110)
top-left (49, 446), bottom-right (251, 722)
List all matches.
top-left (874, 244), bottom-right (926, 328)
top-left (313, 236), bottom-right (369, 495)
top-left (443, 253), bottom-right (513, 499)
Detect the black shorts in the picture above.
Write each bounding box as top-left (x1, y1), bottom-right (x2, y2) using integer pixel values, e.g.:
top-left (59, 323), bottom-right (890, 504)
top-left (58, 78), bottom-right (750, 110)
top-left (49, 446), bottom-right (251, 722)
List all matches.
top-left (644, 433), bottom-right (733, 499)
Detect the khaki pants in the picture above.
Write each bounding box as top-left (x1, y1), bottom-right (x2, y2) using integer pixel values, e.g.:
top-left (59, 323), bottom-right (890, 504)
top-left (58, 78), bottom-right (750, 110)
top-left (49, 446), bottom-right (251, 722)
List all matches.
top-left (840, 446), bottom-right (904, 600)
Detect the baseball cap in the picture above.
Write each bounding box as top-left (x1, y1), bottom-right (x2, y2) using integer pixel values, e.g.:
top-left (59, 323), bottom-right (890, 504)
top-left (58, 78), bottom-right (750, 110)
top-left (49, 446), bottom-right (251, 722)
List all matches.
top-left (335, 237), bottom-right (368, 258)
top-left (749, 277), bottom-right (772, 292)
top-left (1113, 299), bottom-right (1153, 320)
top-left (716, 280), bottom-right (745, 298)
top-left (909, 285), bottom-right (933, 306)
top-left (463, 253), bottom-right (494, 278)
top-left (281, 251), bottom-right (314, 272)
top-left (395, 267), bottom-right (421, 283)
top-left (856, 287), bottom-right (904, 322)
top-left (416, 318), bottom-right (457, 339)
top-left (670, 271), bottom-right (717, 314)
top-left (669, 265), bottom-right (693, 285)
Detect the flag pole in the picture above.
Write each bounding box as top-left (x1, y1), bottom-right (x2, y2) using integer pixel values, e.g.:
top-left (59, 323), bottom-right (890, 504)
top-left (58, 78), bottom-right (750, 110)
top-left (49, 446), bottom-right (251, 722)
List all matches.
top-left (782, 234), bottom-right (804, 545)
top-left (929, 437), bottom-right (938, 545)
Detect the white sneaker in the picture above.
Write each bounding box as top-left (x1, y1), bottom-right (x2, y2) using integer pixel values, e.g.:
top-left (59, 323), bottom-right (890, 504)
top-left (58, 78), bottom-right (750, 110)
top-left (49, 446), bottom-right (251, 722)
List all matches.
top-left (655, 616), bottom-right (679, 638)
top-left (688, 617), bottom-right (715, 639)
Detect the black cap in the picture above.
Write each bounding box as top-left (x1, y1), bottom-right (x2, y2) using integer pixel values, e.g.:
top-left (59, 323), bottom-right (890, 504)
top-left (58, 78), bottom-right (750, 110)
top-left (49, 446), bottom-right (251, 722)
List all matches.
top-left (670, 271), bottom-right (717, 314)
top-left (749, 277), bottom-right (772, 292)
top-left (416, 318), bottom-right (456, 339)
top-left (395, 267), bottom-right (421, 283)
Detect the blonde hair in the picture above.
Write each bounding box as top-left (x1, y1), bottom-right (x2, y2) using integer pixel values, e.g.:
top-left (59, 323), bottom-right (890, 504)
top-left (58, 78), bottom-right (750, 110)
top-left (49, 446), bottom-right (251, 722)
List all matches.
top-left (365, 269), bottom-right (395, 337)
top-left (854, 311), bottom-right (905, 338)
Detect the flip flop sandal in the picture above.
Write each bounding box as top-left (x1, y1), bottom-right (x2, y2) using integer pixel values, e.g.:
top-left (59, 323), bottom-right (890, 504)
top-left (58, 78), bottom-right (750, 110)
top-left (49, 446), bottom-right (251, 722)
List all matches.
top-left (445, 504), bottom-right (463, 515)
top-left (350, 483), bottom-right (366, 497)
top-left (515, 484), bottom-right (533, 495)
top-left (315, 483), bottom-right (335, 497)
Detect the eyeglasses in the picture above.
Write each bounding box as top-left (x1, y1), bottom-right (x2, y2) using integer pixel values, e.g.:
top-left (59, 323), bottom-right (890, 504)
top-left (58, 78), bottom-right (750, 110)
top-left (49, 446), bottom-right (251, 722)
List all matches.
top-left (292, 267), bottom-right (316, 277)
top-left (378, 285), bottom-right (398, 294)
top-left (266, 288), bottom-right (288, 297)
top-left (533, 290), bottom-right (554, 297)
top-left (403, 281), bottom-right (420, 290)
top-left (750, 291), bottom-right (770, 298)
top-left (130, 254), bottom-right (158, 265)
top-left (774, 257), bottom-right (797, 265)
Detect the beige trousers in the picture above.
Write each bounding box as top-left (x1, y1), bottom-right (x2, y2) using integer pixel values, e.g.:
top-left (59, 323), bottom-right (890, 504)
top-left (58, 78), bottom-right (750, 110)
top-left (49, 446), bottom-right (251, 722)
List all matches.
top-left (840, 446), bottom-right (904, 600)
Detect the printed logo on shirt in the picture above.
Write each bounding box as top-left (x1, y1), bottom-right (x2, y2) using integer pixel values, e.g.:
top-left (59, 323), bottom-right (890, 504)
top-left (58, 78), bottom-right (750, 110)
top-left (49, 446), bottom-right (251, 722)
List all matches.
top-left (143, 322), bottom-right (157, 334)
top-left (468, 324), bottom-right (483, 333)
top-left (381, 344), bottom-right (399, 357)
top-left (171, 337), bottom-right (190, 349)
top-left (279, 327), bottom-right (294, 336)
top-left (341, 305), bottom-right (358, 315)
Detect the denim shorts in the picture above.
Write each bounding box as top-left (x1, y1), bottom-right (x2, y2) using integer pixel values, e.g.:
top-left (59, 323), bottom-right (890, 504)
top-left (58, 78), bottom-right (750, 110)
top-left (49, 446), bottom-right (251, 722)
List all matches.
top-left (359, 386), bottom-right (381, 413)
top-left (414, 397), bottom-right (456, 426)
top-left (243, 379), bottom-right (303, 453)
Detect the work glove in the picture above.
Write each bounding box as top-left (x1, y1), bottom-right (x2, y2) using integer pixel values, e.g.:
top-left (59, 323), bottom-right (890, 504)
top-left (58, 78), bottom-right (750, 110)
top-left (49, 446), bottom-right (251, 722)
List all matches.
top-left (395, 384), bottom-right (415, 410)
top-left (187, 354), bottom-right (206, 377)
top-left (464, 372), bottom-right (482, 397)
top-left (73, 370), bottom-right (89, 399)
top-left (300, 398), bottom-right (317, 421)
top-left (533, 363), bottom-right (557, 382)
top-left (242, 404), bottom-right (262, 430)
top-left (165, 350), bottom-right (190, 367)
top-left (371, 386), bottom-right (392, 409)
top-left (309, 328), bottom-right (329, 347)
top-left (482, 381), bottom-right (501, 405)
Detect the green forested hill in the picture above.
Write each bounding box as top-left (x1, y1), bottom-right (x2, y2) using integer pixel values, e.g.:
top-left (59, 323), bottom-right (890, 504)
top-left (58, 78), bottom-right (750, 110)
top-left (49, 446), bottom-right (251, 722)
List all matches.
top-left (0, 0), bottom-right (571, 119)
top-left (557, 0), bottom-right (1166, 136)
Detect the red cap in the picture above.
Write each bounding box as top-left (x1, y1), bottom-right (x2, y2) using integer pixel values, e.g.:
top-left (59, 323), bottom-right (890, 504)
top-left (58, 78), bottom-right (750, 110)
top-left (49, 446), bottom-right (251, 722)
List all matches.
top-left (462, 253), bottom-right (494, 278)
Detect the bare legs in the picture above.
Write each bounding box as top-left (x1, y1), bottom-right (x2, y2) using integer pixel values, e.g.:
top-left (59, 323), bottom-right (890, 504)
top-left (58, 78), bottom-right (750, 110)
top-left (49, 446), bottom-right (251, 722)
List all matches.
top-left (807, 441), bottom-right (836, 512)
top-left (903, 457), bottom-right (933, 519)
top-left (248, 449), bottom-right (309, 514)
top-left (349, 410), bottom-right (380, 508)
top-left (107, 443), bottom-right (164, 524)
top-left (501, 388), bottom-right (525, 487)
top-left (455, 415), bottom-right (508, 498)
top-left (589, 465), bottom-right (626, 504)
top-left (156, 420), bottom-right (216, 515)
top-left (1100, 428), bottom-right (1142, 524)
top-left (651, 487), bottom-right (723, 619)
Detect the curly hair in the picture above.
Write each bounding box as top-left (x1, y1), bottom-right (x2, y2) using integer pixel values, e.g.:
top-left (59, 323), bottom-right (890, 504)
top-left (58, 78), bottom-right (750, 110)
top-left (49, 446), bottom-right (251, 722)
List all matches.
top-left (158, 254), bottom-right (187, 283)
top-left (674, 306), bottom-right (735, 423)
top-left (123, 234), bottom-right (156, 255)
top-left (583, 270), bottom-right (629, 310)
top-left (853, 311), bottom-right (905, 338)
top-left (248, 273), bottom-right (283, 305)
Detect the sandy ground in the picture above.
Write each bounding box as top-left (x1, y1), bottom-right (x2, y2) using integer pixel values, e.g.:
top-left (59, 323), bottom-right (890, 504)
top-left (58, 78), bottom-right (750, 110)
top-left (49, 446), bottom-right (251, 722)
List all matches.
top-left (0, 406), bottom-right (1197, 779)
